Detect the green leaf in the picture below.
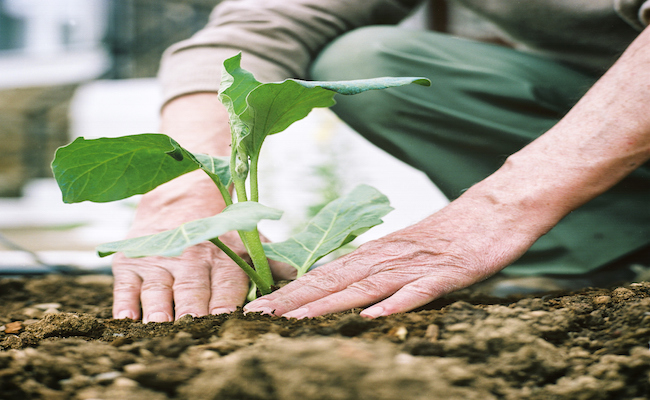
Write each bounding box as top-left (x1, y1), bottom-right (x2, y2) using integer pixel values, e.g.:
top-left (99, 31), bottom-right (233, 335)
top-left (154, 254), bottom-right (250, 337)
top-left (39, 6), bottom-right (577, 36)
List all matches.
top-left (217, 53), bottom-right (430, 160)
top-left (52, 134), bottom-right (200, 203)
top-left (97, 201), bottom-right (283, 258)
top-left (263, 185), bottom-right (393, 276)
top-left (219, 53), bottom-right (263, 116)
top-left (52, 134), bottom-right (231, 204)
top-left (218, 53), bottom-right (262, 157)
top-left (239, 80), bottom-right (336, 157)
top-left (191, 153), bottom-right (231, 186)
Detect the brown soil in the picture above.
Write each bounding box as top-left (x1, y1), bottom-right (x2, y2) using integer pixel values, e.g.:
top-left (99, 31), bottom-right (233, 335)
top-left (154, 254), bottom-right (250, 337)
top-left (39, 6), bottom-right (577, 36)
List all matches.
top-left (1, 274), bottom-right (650, 400)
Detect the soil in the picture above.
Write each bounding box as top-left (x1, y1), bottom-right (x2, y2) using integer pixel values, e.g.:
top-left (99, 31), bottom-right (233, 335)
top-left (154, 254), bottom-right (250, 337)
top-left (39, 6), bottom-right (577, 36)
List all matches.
top-left (1, 274), bottom-right (649, 400)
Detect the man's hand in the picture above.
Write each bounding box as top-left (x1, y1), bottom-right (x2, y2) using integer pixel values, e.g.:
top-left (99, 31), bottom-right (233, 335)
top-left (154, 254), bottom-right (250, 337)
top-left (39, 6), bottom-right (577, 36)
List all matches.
top-left (244, 179), bottom-right (552, 319)
top-left (112, 235), bottom-right (250, 323)
top-left (111, 172), bottom-right (295, 322)
top-left (111, 93), bottom-right (293, 322)
top-left (110, 172), bottom-right (250, 322)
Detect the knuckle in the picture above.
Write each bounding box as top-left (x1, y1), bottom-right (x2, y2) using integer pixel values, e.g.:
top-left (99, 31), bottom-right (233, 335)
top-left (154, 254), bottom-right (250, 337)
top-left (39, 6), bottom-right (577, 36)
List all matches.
top-left (113, 281), bottom-right (141, 293)
top-left (211, 276), bottom-right (248, 293)
top-left (183, 242), bottom-right (221, 259)
top-left (173, 280), bottom-right (210, 292)
top-left (140, 280), bottom-right (172, 293)
top-left (347, 279), bottom-right (394, 299)
top-left (403, 280), bottom-right (439, 299)
top-left (211, 263), bottom-right (248, 282)
top-left (301, 269), bottom-right (346, 295)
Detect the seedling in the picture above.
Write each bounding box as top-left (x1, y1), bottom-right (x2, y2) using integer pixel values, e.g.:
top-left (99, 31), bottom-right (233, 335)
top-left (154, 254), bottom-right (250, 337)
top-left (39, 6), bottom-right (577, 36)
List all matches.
top-left (52, 53), bottom-right (430, 296)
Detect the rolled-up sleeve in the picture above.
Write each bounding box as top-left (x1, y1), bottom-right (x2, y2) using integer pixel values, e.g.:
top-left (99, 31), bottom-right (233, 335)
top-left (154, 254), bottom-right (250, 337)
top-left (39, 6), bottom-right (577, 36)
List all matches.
top-left (158, 0), bottom-right (422, 107)
top-left (615, 0), bottom-right (650, 31)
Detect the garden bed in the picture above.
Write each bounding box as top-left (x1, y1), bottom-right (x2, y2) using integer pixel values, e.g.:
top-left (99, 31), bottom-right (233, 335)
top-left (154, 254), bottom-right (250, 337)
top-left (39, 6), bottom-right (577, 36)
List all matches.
top-left (1, 274), bottom-right (649, 399)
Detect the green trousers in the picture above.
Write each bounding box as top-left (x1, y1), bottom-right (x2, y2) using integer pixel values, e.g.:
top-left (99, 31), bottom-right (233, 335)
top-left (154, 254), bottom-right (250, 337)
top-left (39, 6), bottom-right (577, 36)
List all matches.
top-left (310, 26), bottom-right (650, 276)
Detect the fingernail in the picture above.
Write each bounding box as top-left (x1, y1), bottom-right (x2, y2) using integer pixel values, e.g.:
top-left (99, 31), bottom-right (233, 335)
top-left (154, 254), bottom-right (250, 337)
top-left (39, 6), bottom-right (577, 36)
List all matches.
top-left (243, 306), bottom-right (275, 315)
top-left (176, 313), bottom-right (198, 320)
top-left (246, 298), bottom-right (268, 308)
top-left (282, 307), bottom-right (309, 320)
top-left (210, 307), bottom-right (235, 315)
top-left (360, 306), bottom-right (384, 319)
top-left (145, 312), bottom-right (171, 323)
top-left (244, 299), bottom-right (271, 314)
top-left (115, 310), bottom-right (136, 320)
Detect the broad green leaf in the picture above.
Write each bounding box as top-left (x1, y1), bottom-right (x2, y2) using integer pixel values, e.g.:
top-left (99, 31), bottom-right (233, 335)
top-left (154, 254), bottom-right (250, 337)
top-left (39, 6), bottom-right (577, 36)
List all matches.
top-left (52, 134), bottom-right (199, 203)
top-left (97, 201), bottom-right (282, 258)
top-left (52, 134), bottom-right (231, 203)
top-left (217, 53), bottom-right (430, 160)
top-left (262, 185), bottom-right (393, 276)
top-left (239, 80), bottom-right (336, 157)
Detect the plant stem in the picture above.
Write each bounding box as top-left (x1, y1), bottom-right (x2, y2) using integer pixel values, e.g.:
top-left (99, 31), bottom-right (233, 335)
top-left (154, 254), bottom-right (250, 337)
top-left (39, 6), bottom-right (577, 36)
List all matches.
top-left (250, 153), bottom-right (260, 202)
top-left (230, 149), bottom-right (249, 202)
top-left (227, 149), bottom-right (274, 295)
top-left (209, 238), bottom-right (270, 293)
top-left (239, 228), bottom-right (273, 294)
top-left (246, 282), bottom-right (258, 302)
top-left (207, 172), bottom-right (233, 206)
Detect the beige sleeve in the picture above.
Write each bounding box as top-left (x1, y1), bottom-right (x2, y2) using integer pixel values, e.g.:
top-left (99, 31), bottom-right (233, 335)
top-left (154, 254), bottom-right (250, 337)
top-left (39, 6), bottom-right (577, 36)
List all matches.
top-left (158, 0), bottom-right (423, 107)
top-left (615, 0), bottom-right (650, 30)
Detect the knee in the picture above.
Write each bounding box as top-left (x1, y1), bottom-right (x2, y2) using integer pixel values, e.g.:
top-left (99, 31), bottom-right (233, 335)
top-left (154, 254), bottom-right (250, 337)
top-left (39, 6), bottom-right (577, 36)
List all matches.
top-left (311, 26), bottom-right (416, 82)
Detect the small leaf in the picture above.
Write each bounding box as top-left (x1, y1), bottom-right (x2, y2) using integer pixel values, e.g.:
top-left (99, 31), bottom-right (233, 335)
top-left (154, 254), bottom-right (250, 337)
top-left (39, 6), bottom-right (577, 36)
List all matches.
top-left (191, 153), bottom-right (231, 186)
top-left (219, 53), bottom-right (263, 116)
top-left (165, 143), bottom-right (185, 161)
top-left (97, 201), bottom-right (283, 258)
top-left (263, 185), bottom-right (393, 276)
top-left (218, 53), bottom-right (262, 158)
top-left (52, 134), bottom-right (199, 203)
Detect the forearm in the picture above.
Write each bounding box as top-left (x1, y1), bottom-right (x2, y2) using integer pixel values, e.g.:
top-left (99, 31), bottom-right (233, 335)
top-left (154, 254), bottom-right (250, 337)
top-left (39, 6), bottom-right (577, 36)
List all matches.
top-left (465, 26), bottom-right (650, 237)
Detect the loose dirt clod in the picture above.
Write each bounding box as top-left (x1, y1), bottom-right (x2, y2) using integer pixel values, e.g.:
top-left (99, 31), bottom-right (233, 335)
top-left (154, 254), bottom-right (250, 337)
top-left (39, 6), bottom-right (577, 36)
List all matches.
top-left (1, 275), bottom-right (650, 400)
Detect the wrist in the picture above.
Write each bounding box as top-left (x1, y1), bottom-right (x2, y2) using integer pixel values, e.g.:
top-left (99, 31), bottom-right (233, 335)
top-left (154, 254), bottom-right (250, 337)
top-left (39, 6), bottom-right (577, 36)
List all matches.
top-left (160, 93), bottom-right (231, 156)
top-left (462, 154), bottom-right (568, 240)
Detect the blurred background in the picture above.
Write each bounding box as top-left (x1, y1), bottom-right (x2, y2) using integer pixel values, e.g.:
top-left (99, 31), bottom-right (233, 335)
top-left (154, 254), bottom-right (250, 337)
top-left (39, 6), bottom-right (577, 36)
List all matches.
top-left (0, 0), bottom-right (512, 273)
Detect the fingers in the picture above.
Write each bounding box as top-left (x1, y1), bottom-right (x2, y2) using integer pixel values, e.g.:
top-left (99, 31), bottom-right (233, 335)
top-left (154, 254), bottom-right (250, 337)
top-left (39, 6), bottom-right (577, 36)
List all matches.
top-left (244, 238), bottom-right (477, 319)
top-left (208, 261), bottom-right (249, 314)
top-left (112, 256), bottom-right (143, 320)
top-left (248, 273), bottom-right (455, 320)
top-left (139, 267), bottom-right (175, 323)
top-left (280, 272), bottom-right (413, 319)
top-left (359, 276), bottom-right (453, 318)
top-left (113, 255), bottom-right (176, 323)
top-left (112, 239), bottom-right (254, 322)
top-left (245, 259), bottom-right (370, 315)
top-left (170, 263), bottom-right (211, 319)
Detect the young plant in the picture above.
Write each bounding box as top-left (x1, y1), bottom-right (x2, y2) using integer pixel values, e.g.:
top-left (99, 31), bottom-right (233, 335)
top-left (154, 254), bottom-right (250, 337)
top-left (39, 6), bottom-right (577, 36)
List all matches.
top-left (51, 53), bottom-right (430, 297)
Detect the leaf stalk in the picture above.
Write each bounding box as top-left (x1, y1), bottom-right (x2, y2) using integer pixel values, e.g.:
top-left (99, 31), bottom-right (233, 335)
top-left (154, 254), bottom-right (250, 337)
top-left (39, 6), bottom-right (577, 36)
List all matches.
top-left (209, 238), bottom-right (269, 293)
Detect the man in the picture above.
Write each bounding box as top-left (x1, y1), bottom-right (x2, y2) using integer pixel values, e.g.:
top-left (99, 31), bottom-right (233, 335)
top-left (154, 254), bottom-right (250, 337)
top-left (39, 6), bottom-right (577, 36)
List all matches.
top-left (112, 0), bottom-right (650, 323)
